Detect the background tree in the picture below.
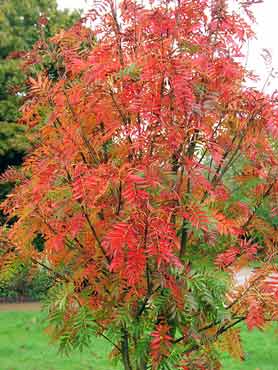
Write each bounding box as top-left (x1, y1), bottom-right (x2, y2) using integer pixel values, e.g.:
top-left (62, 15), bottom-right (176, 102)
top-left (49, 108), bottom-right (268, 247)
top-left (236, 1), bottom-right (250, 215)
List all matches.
top-left (1, 1), bottom-right (278, 369)
top-left (0, 0), bottom-right (80, 173)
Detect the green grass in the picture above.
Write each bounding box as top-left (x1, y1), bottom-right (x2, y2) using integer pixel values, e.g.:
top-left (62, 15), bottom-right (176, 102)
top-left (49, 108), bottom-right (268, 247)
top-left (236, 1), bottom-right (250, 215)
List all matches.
top-left (0, 310), bottom-right (278, 369)
top-left (0, 310), bottom-right (120, 370)
top-left (222, 323), bottom-right (278, 370)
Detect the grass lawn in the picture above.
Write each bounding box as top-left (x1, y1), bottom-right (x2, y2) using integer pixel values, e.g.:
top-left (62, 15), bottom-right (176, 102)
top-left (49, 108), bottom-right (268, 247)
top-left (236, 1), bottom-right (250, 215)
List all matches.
top-left (0, 310), bottom-right (119, 370)
top-left (0, 309), bottom-right (278, 369)
top-left (222, 323), bottom-right (278, 370)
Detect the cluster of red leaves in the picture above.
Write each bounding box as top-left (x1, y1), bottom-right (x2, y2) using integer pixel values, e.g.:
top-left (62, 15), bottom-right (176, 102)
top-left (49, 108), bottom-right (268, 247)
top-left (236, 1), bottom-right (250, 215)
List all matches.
top-left (150, 324), bottom-right (173, 366)
top-left (246, 301), bottom-right (265, 330)
top-left (215, 239), bottom-right (260, 268)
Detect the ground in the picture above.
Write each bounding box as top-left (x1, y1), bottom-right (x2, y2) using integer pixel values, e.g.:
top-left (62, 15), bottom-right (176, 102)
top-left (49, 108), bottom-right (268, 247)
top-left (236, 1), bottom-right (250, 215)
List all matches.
top-left (0, 305), bottom-right (118, 370)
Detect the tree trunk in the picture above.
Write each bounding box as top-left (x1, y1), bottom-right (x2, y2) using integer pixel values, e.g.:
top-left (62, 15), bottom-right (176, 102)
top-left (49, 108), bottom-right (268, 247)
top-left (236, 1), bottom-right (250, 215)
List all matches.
top-left (121, 328), bottom-right (133, 370)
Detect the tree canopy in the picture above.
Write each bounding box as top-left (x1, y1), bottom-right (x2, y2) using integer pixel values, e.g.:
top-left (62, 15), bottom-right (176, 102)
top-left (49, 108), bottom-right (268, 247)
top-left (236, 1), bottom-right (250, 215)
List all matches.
top-left (1, 1), bottom-right (278, 369)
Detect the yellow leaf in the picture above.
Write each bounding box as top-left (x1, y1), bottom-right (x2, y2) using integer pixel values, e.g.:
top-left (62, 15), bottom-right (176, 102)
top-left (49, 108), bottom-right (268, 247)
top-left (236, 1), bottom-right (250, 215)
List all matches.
top-left (218, 328), bottom-right (244, 361)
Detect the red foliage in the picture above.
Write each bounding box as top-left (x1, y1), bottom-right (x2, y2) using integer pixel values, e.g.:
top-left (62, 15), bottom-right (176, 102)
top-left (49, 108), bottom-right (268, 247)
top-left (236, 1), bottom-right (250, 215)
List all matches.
top-left (246, 301), bottom-right (265, 330)
top-left (151, 323), bottom-right (173, 365)
top-left (1, 0), bottom-right (278, 369)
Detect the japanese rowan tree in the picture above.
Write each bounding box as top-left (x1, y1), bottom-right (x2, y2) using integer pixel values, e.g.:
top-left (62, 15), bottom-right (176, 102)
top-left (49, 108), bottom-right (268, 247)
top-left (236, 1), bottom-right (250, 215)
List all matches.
top-left (1, 1), bottom-right (278, 369)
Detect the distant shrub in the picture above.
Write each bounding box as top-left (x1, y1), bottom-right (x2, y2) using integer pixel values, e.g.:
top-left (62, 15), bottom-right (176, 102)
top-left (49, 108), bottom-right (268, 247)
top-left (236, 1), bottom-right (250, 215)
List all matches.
top-left (0, 266), bottom-right (52, 300)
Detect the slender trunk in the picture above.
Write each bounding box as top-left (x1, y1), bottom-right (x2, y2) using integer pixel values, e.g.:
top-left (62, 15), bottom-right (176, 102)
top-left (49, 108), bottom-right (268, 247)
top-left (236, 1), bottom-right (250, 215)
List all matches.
top-left (179, 219), bottom-right (188, 260)
top-left (136, 359), bottom-right (148, 370)
top-left (179, 129), bottom-right (198, 259)
top-left (121, 328), bottom-right (133, 370)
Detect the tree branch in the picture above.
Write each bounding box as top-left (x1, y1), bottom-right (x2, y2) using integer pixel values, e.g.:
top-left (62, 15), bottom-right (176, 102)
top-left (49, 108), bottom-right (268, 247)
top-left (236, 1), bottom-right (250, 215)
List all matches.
top-left (31, 257), bottom-right (69, 282)
top-left (242, 182), bottom-right (275, 229)
top-left (116, 181), bottom-right (122, 215)
top-left (63, 89), bottom-right (99, 165)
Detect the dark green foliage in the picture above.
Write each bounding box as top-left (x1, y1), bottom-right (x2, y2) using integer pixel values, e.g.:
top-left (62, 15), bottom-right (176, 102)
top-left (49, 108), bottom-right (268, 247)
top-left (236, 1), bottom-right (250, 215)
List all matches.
top-left (0, 59), bottom-right (24, 122)
top-left (0, 0), bottom-right (80, 173)
top-left (0, 122), bottom-right (29, 172)
top-left (0, 266), bottom-right (52, 300)
top-left (0, 0), bottom-right (80, 59)
top-left (32, 233), bottom-right (45, 252)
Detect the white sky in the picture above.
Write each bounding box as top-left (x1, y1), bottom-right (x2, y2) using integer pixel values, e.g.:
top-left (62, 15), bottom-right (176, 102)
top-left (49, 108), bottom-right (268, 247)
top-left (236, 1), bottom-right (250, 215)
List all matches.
top-left (57, 0), bottom-right (278, 92)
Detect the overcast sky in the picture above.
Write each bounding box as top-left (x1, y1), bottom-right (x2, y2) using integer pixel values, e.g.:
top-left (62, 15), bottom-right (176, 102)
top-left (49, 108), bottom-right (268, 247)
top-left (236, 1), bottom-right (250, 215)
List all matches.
top-left (57, 0), bottom-right (277, 92)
